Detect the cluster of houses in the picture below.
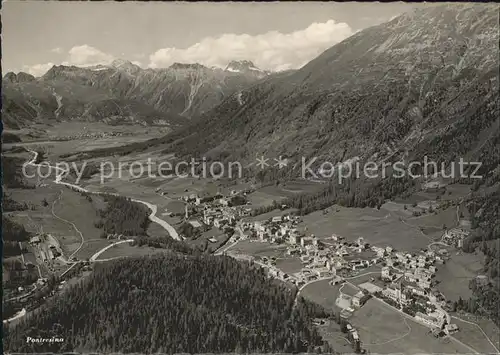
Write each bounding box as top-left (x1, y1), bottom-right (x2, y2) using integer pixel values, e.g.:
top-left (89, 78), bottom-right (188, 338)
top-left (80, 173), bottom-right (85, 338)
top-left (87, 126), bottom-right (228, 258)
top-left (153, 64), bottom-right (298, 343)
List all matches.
top-left (345, 324), bottom-right (361, 349)
top-left (241, 218), bottom-right (380, 285)
top-left (29, 234), bottom-right (61, 262)
top-left (248, 219), bottom-right (464, 337)
top-left (375, 246), bottom-right (463, 334)
top-left (243, 219), bottom-right (464, 337)
top-left (178, 189), bottom-right (469, 338)
top-left (442, 227), bottom-right (469, 248)
top-left (179, 191), bottom-right (253, 233)
top-left (241, 214), bottom-right (302, 243)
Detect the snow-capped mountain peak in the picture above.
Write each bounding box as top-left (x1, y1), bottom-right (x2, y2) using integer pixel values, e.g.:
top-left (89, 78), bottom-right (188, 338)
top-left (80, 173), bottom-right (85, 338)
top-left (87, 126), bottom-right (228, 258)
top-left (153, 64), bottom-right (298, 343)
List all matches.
top-left (224, 60), bottom-right (270, 78)
top-left (225, 60), bottom-right (258, 72)
top-left (109, 59), bottom-right (141, 75)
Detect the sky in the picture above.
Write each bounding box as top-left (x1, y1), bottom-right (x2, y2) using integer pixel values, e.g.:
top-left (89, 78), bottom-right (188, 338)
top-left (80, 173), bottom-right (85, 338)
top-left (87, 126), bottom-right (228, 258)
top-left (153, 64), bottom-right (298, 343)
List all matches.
top-left (2, 1), bottom-right (424, 76)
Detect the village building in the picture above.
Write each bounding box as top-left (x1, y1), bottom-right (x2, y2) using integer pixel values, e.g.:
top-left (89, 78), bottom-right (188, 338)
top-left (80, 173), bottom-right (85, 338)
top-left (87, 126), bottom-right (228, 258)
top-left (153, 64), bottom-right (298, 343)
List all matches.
top-left (405, 272), bottom-right (417, 283)
top-left (301, 236), bottom-right (316, 247)
top-left (271, 216), bottom-right (282, 223)
top-left (415, 267), bottom-right (432, 280)
top-left (443, 228), bottom-right (469, 247)
top-left (30, 236), bottom-right (41, 244)
top-left (188, 220), bottom-right (202, 228)
top-left (314, 267), bottom-right (331, 278)
top-left (476, 275), bottom-right (489, 286)
top-left (444, 324), bottom-right (459, 334)
top-left (372, 246), bottom-right (385, 257)
top-left (406, 284), bottom-right (426, 296)
top-left (415, 311), bottom-right (445, 329)
top-left (289, 234), bottom-right (300, 245)
top-left (381, 266), bottom-right (391, 280)
top-left (358, 282), bottom-right (382, 294)
top-left (383, 284), bottom-right (409, 304)
top-left (352, 291), bottom-right (370, 308)
top-left (418, 279), bottom-right (431, 289)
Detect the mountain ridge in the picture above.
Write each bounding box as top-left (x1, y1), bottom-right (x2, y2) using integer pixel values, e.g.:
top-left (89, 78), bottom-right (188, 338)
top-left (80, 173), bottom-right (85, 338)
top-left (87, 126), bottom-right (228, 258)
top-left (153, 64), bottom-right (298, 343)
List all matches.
top-left (2, 59), bottom-right (275, 129)
top-left (135, 3), bottom-right (498, 183)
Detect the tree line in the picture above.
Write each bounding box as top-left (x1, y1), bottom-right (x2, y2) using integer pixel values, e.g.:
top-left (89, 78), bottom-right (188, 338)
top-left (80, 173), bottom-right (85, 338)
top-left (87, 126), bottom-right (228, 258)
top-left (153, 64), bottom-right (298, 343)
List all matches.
top-left (2, 215), bottom-right (31, 257)
top-left (460, 190), bottom-right (500, 325)
top-left (254, 175), bottom-right (416, 217)
top-left (94, 196), bottom-right (151, 236)
top-left (2, 156), bottom-right (35, 189)
top-left (4, 254), bottom-right (334, 353)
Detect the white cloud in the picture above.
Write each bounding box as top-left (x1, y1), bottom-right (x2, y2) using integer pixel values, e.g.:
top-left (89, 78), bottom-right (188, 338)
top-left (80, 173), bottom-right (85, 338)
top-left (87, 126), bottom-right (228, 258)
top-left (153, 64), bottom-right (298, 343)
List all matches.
top-left (148, 20), bottom-right (354, 71)
top-left (22, 62), bottom-right (55, 77)
top-left (22, 20), bottom-right (354, 77)
top-left (23, 45), bottom-right (115, 77)
top-left (64, 45), bottom-right (114, 66)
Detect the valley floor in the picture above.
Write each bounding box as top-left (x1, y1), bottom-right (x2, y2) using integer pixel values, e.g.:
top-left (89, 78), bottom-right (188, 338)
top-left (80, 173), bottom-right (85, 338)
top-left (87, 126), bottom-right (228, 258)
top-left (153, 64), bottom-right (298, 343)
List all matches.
top-left (3, 125), bottom-right (499, 355)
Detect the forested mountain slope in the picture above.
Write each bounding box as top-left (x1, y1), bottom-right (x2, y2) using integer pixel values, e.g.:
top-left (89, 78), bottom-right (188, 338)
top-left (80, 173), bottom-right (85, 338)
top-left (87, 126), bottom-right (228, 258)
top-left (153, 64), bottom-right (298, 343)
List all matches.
top-left (143, 4), bottom-right (498, 182)
top-left (4, 254), bottom-right (332, 353)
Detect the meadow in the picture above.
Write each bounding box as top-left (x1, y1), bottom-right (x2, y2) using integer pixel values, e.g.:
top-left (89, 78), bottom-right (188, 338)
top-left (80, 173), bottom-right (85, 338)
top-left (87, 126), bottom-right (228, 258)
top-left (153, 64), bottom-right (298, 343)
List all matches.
top-left (435, 250), bottom-right (485, 301)
top-left (351, 299), bottom-right (473, 354)
top-left (299, 205), bottom-right (432, 252)
top-left (95, 243), bottom-right (171, 260)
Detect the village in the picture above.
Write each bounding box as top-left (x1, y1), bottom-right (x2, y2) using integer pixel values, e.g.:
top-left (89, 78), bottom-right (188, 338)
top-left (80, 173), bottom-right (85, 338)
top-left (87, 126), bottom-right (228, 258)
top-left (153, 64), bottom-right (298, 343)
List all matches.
top-left (6, 185), bottom-right (483, 352)
top-left (177, 188), bottom-right (480, 348)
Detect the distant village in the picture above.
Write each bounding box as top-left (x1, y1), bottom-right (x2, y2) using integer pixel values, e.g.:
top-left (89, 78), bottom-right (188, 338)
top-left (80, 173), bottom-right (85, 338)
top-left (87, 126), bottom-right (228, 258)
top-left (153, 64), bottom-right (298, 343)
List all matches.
top-left (175, 188), bottom-right (483, 342)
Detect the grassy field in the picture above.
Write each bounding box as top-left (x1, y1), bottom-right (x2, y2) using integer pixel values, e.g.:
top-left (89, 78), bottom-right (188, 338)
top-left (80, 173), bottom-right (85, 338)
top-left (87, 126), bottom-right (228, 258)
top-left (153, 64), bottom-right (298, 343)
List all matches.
top-left (186, 228), bottom-right (230, 253)
top-left (4, 122), bottom-right (168, 161)
top-left (274, 257), bottom-right (303, 274)
top-left (51, 188), bottom-right (107, 255)
top-left (345, 266), bottom-right (383, 286)
top-left (242, 208), bottom-right (298, 223)
top-left (406, 206), bottom-right (459, 230)
top-left (351, 299), bottom-right (472, 354)
top-left (340, 283), bottom-right (359, 297)
top-left (10, 210), bottom-right (76, 246)
top-left (435, 251), bottom-right (484, 301)
top-left (393, 183), bottom-right (472, 204)
top-left (75, 239), bottom-right (113, 260)
top-left (299, 205), bottom-right (431, 252)
top-left (383, 200), bottom-right (459, 230)
top-left (8, 182), bottom-right (107, 259)
top-left (228, 240), bottom-right (288, 258)
top-left (453, 313), bottom-right (500, 352)
top-left (316, 320), bottom-right (355, 353)
top-left (146, 221), bottom-right (171, 239)
top-left (95, 243), bottom-right (171, 260)
top-left (451, 316), bottom-right (499, 354)
top-left (245, 181), bottom-right (322, 207)
top-left (301, 279), bottom-right (341, 311)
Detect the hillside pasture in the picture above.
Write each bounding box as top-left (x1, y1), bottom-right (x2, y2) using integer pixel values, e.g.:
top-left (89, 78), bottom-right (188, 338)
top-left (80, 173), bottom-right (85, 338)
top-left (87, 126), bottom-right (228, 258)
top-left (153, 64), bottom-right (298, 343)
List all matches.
top-left (351, 299), bottom-right (472, 354)
top-left (299, 206), bottom-right (430, 252)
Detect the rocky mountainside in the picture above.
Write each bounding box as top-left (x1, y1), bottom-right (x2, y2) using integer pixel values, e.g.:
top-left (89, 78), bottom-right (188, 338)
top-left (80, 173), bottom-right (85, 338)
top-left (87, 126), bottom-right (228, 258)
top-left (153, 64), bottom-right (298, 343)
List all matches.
top-left (2, 59), bottom-right (271, 129)
top-left (224, 60), bottom-right (271, 78)
top-left (138, 4), bottom-right (498, 183)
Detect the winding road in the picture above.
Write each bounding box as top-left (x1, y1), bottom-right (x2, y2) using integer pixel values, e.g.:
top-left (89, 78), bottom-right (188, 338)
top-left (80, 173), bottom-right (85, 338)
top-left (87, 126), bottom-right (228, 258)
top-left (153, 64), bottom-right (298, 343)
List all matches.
top-left (89, 239), bottom-right (135, 261)
top-left (3, 308), bottom-right (27, 324)
top-left (24, 150), bottom-right (180, 241)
